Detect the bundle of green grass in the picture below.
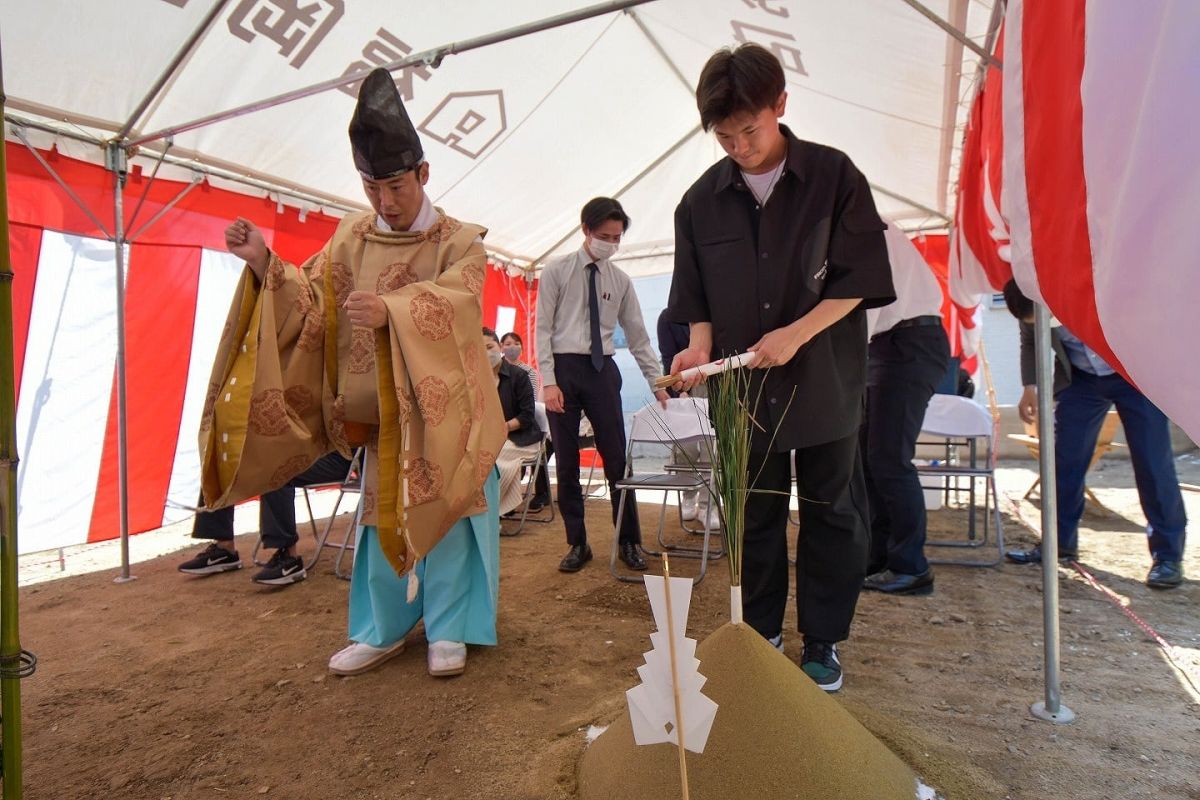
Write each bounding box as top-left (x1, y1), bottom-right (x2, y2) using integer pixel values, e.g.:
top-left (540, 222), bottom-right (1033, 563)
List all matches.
top-left (580, 623), bottom-right (927, 800)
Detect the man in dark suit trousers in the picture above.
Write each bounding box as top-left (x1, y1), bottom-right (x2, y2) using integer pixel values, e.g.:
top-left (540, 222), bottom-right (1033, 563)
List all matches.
top-left (1002, 280), bottom-right (1187, 588)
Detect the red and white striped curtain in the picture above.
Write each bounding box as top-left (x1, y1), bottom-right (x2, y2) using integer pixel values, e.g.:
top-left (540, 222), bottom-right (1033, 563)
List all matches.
top-left (6, 143), bottom-right (535, 554)
top-left (1003, 0), bottom-right (1200, 441)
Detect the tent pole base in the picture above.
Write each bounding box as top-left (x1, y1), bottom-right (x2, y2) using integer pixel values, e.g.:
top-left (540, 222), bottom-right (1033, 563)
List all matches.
top-left (1030, 701), bottom-right (1075, 725)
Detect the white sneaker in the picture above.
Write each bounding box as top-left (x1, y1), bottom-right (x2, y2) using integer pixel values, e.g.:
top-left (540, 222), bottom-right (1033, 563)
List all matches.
top-left (701, 504), bottom-right (722, 532)
top-left (328, 640), bottom-right (406, 676)
top-left (427, 640), bottom-right (467, 677)
top-left (680, 491), bottom-right (699, 522)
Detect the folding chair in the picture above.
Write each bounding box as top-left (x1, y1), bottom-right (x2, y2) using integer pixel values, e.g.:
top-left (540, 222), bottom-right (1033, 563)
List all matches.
top-left (609, 399), bottom-right (721, 585)
top-left (916, 395), bottom-right (1004, 566)
top-left (253, 448), bottom-right (366, 579)
top-left (500, 437), bottom-right (555, 536)
top-left (1007, 409), bottom-right (1124, 507)
top-left (579, 446), bottom-right (609, 499)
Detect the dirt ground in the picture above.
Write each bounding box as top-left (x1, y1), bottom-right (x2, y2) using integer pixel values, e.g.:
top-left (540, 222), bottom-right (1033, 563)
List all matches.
top-left (14, 455), bottom-right (1200, 800)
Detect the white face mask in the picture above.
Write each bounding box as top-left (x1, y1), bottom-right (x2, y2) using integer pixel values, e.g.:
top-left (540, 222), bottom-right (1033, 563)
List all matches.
top-left (486, 348), bottom-right (504, 369)
top-left (502, 345), bottom-right (521, 361)
top-left (588, 237), bottom-right (619, 261)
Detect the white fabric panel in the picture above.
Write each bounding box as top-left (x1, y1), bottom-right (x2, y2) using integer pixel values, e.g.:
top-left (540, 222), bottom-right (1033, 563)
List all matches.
top-left (494, 306), bottom-right (517, 339)
top-left (999, 0), bottom-right (1043, 306)
top-left (1081, 1), bottom-right (1200, 441)
top-left (15, 233), bottom-right (119, 554)
top-left (162, 249), bottom-right (247, 525)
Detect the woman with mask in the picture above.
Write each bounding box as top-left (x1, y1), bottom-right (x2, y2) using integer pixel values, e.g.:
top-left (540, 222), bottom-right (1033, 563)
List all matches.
top-left (484, 328), bottom-right (543, 515)
top-left (501, 331), bottom-right (541, 398)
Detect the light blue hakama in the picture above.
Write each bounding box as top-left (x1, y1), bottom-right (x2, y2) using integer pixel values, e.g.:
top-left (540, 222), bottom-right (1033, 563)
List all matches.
top-left (348, 469), bottom-right (500, 647)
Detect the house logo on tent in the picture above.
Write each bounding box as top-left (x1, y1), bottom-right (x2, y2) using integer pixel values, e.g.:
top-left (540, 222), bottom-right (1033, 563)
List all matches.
top-left (419, 91), bottom-right (508, 160)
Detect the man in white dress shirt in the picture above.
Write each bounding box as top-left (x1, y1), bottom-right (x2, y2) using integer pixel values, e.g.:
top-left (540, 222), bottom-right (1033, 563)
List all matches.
top-left (860, 221), bottom-right (950, 595)
top-left (536, 197), bottom-right (669, 573)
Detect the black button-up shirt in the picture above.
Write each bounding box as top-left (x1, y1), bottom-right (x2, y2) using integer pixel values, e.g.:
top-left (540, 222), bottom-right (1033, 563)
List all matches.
top-left (667, 127), bottom-right (896, 451)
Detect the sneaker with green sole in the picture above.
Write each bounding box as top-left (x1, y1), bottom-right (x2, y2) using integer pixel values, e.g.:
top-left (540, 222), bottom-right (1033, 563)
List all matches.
top-left (801, 639), bottom-right (843, 692)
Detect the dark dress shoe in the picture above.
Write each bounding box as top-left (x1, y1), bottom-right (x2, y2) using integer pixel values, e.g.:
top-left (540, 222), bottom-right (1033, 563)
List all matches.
top-left (619, 542), bottom-right (648, 571)
top-left (863, 569), bottom-right (934, 595)
top-left (558, 544), bottom-right (593, 573)
top-left (1146, 560), bottom-right (1183, 589)
top-left (1005, 545), bottom-right (1077, 565)
top-left (527, 497), bottom-right (546, 512)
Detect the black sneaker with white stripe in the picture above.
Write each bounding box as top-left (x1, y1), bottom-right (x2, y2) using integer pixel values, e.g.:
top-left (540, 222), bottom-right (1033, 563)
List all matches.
top-left (252, 550), bottom-right (306, 586)
top-left (800, 639), bottom-right (843, 692)
top-left (178, 542), bottom-right (242, 575)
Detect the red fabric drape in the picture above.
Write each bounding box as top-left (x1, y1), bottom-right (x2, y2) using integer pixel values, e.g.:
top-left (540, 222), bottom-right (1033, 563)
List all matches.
top-left (88, 244), bottom-right (203, 542)
top-left (1018, 0), bottom-right (1123, 375)
top-left (913, 233), bottom-right (978, 374)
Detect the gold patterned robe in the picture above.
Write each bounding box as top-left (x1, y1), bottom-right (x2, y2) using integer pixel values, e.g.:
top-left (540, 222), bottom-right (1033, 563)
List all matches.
top-left (198, 208), bottom-right (506, 577)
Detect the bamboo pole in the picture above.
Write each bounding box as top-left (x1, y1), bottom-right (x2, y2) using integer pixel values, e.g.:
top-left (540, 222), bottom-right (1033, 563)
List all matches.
top-left (0, 34), bottom-right (28, 796)
top-left (661, 556), bottom-right (690, 800)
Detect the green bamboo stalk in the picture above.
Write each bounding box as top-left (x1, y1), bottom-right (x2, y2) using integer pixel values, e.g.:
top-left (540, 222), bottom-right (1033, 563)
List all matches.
top-left (0, 39), bottom-right (27, 797)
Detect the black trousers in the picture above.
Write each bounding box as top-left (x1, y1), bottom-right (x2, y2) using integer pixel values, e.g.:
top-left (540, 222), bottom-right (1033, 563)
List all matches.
top-left (741, 433), bottom-right (870, 643)
top-left (192, 452), bottom-right (355, 550)
top-left (861, 324), bottom-right (950, 575)
top-left (546, 354), bottom-right (640, 546)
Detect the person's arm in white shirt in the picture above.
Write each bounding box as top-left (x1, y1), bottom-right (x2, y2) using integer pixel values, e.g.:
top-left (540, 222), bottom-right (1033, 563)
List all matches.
top-left (536, 262), bottom-right (566, 412)
top-left (536, 264), bottom-right (560, 387)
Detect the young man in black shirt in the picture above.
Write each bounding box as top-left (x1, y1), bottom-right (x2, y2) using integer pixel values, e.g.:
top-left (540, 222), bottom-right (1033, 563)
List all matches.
top-left (667, 44), bottom-right (895, 691)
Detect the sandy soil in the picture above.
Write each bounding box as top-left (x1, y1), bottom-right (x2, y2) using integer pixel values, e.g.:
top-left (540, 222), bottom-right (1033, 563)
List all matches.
top-left (14, 455), bottom-right (1200, 799)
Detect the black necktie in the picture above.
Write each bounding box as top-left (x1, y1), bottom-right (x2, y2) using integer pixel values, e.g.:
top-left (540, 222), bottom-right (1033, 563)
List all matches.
top-left (586, 263), bottom-right (604, 372)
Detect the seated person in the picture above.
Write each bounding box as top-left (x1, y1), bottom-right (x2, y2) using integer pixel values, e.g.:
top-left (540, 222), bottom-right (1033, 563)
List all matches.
top-left (501, 330), bottom-right (541, 398)
top-left (485, 328), bottom-right (544, 515)
top-left (178, 451), bottom-right (354, 585)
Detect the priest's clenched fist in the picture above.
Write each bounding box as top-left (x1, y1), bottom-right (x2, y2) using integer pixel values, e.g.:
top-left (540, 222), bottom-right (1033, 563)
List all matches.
top-left (225, 217), bottom-right (269, 279)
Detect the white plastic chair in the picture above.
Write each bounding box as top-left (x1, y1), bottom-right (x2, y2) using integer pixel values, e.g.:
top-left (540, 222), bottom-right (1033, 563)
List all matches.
top-left (916, 395), bottom-right (1004, 566)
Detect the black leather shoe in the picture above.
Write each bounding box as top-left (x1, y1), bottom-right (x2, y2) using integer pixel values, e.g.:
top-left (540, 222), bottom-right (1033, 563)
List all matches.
top-left (527, 497), bottom-right (547, 512)
top-left (619, 542), bottom-right (648, 571)
top-left (1146, 560), bottom-right (1183, 589)
top-left (558, 544), bottom-right (593, 573)
top-left (863, 569), bottom-right (934, 595)
top-left (1005, 545), bottom-right (1077, 565)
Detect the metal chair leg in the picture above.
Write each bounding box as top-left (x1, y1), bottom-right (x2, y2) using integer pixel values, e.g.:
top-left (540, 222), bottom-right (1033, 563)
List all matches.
top-left (609, 488), bottom-right (644, 584)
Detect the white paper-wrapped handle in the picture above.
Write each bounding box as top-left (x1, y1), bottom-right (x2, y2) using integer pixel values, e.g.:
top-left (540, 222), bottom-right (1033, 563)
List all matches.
top-left (655, 351), bottom-right (755, 389)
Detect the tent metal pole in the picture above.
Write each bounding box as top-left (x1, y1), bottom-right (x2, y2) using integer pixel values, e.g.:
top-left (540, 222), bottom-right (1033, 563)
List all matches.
top-left (967, 0), bottom-right (1006, 109)
top-left (7, 113), bottom-right (364, 215)
top-left (0, 32), bottom-right (33, 798)
top-left (935, 0), bottom-right (969, 214)
top-left (107, 143), bottom-right (135, 585)
top-left (9, 126), bottom-right (113, 239)
top-left (126, 175), bottom-right (203, 243)
top-left (899, 0), bottom-right (1002, 68)
top-left (868, 182), bottom-right (951, 223)
top-left (628, 9), bottom-right (692, 93)
top-left (128, 0), bottom-right (660, 149)
top-left (116, 0), bottom-right (233, 139)
top-left (124, 138), bottom-right (175, 236)
top-left (530, 124), bottom-right (702, 266)
top-left (1030, 302), bottom-right (1074, 724)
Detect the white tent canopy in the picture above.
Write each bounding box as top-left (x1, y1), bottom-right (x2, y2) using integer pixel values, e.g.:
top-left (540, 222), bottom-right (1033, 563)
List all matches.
top-left (3, 0), bottom-right (997, 277)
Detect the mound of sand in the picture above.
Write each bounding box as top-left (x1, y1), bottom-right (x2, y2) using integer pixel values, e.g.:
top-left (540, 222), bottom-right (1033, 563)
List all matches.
top-left (580, 622), bottom-right (921, 800)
